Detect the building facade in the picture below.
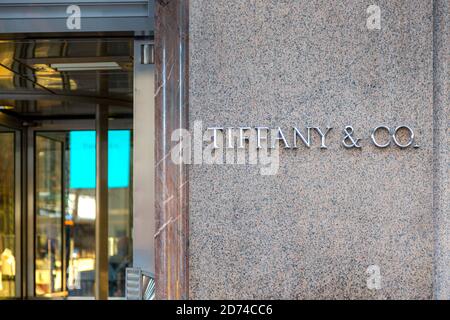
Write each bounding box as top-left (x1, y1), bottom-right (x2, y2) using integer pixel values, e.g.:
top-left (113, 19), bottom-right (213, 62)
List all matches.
top-left (157, 0), bottom-right (449, 300)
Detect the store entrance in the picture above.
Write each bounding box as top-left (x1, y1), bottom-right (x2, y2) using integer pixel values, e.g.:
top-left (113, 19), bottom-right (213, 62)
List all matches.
top-left (33, 127), bottom-right (133, 298)
top-left (0, 34), bottom-right (154, 299)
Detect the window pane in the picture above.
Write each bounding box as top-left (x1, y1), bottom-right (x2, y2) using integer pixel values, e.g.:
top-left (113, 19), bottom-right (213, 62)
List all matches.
top-left (65, 130), bottom-right (132, 297)
top-left (108, 130), bottom-right (132, 297)
top-left (66, 131), bottom-right (96, 296)
top-left (0, 131), bottom-right (16, 298)
top-left (35, 135), bottom-right (63, 296)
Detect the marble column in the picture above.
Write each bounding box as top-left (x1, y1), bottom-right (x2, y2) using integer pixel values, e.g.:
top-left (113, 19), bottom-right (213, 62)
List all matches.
top-left (154, 0), bottom-right (189, 300)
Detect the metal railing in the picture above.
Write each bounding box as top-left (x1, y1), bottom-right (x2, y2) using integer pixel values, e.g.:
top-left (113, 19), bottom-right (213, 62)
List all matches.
top-left (125, 268), bottom-right (155, 300)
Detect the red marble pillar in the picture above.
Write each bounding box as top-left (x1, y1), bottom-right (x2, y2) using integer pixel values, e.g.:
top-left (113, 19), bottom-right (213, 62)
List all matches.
top-left (154, 0), bottom-right (189, 300)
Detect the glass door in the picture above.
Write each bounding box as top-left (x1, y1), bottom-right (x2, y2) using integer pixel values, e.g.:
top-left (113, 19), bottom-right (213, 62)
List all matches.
top-left (34, 134), bottom-right (65, 297)
top-left (31, 127), bottom-right (133, 298)
top-left (0, 125), bottom-right (21, 298)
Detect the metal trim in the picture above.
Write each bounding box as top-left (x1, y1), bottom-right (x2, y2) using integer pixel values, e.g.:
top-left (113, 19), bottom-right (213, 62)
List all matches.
top-left (18, 56), bottom-right (132, 65)
top-left (0, 91), bottom-right (133, 108)
top-left (95, 104), bottom-right (109, 300)
top-left (0, 1), bottom-right (154, 34)
top-left (26, 127), bottom-right (34, 298)
top-left (14, 129), bottom-right (22, 298)
top-left (132, 39), bottom-right (155, 276)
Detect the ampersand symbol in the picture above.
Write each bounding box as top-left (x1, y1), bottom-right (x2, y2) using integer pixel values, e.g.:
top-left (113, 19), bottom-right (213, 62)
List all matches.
top-left (342, 126), bottom-right (361, 148)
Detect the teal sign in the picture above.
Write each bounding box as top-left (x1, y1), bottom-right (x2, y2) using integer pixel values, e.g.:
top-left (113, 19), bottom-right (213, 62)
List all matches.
top-left (70, 130), bottom-right (131, 189)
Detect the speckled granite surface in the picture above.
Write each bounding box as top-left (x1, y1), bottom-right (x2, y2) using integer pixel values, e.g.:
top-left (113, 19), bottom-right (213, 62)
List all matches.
top-left (188, 0), bottom-right (447, 299)
top-left (432, 0), bottom-right (449, 300)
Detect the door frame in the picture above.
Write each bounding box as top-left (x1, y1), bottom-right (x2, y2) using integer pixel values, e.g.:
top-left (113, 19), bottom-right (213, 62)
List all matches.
top-left (32, 132), bottom-right (66, 297)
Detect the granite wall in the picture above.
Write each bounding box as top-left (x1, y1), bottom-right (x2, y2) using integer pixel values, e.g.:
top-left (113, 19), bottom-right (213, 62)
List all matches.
top-left (188, 0), bottom-right (449, 299)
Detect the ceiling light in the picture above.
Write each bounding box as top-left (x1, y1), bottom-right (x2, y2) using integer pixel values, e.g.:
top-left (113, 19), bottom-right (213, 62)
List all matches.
top-left (50, 62), bottom-right (122, 71)
top-left (0, 105), bottom-right (14, 110)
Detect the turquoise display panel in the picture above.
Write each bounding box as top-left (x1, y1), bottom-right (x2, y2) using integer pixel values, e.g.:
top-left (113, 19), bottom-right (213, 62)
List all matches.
top-left (69, 130), bottom-right (130, 189)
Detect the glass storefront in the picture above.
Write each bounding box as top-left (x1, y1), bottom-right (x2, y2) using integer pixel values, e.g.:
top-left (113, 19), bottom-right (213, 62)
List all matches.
top-left (35, 130), bottom-right (132, 298)
top-left (0, 33), bottom-right (153, 300)
top-left (0, 127), bottom-right (16, 298)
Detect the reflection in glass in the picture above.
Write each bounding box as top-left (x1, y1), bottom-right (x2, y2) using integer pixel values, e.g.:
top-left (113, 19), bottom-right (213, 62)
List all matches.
top-left (34, 131), bottom-right (133, 297)
top-left (0, 129), bottom-right (16, 298)
top-left (35, 135), bottom-right (63, 296)
top-left (66, 130), bottom-right (133, 297)
top-left (65, 130), bottom-right (132, 297)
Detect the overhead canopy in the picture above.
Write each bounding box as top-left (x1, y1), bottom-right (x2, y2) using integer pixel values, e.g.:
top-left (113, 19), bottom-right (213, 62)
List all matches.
top-left (0, 0), bottom-right (154, 34)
